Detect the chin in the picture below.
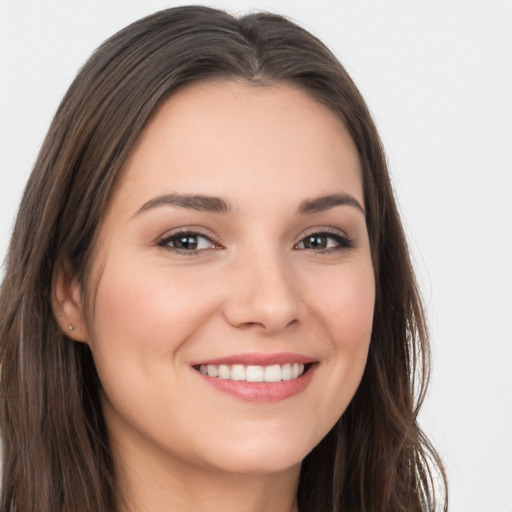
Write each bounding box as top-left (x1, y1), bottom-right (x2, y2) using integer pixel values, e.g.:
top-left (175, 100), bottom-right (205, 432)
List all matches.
top-left (208, 451), bottom-right (303, 476)
top-left (196, 429), bottom-right (319, 476)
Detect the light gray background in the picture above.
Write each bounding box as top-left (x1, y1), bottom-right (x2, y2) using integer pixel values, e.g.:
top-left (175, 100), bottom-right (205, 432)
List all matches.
top-left (1, 1), bottom-right (511, 511)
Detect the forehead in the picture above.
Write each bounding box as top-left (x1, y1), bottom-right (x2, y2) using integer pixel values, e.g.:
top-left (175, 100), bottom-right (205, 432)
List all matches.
top-left (109, 80), bottom-right (362, 217)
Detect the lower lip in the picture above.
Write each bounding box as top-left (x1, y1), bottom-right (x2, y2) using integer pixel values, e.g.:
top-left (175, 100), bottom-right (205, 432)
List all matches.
top-left (196, 365), bottom-right (316, 402)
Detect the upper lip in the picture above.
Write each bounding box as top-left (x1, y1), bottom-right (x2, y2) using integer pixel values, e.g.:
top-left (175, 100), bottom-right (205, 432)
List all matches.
top-left (191, 352), bottom-right (316, 367)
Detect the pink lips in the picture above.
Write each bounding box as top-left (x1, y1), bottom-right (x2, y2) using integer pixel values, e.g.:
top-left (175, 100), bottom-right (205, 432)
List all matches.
top-left (191, 352), bottom-right (317, 403)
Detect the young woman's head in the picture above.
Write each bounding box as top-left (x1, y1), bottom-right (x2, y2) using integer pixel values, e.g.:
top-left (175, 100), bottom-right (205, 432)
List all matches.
top-left (0, 6), bottom-right (446, 512)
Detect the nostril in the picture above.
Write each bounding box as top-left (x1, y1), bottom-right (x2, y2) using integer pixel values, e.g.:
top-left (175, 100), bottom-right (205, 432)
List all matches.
top-left (237, 321), bottom-right (265, 330)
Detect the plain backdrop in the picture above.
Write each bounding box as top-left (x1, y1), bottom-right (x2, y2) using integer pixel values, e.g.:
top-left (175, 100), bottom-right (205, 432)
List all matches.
top-left (1, 1), bottom-right (511, 510)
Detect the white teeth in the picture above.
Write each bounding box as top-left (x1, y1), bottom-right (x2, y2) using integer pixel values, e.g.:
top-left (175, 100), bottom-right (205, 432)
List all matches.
top-left (281, 363), bottom-right (292, 381)
top-left (264, 364), bottom-right (282, 382)
top-left (207, 365), bottom-right (219, 377)
top-left (218, 365), bottom-right (230, 379)
top-left (246, 365), bottom-right (264, 382)
top-left (230, 364), bottom-right (246, 381)
top-left (198, 362), bottom-right (308, 382)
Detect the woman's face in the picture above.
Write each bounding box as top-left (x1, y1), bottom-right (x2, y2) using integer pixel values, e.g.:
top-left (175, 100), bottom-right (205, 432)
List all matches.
top-left (78, 81), bottom-right (374, 476)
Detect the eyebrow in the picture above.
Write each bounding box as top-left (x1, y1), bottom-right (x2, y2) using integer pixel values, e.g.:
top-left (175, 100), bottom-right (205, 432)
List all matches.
top-left (133, 192), bottom-right (365, 217)
top-left (296, 193), bottom-right (365, 215)
top-left (134, 194), bottom-right (233, 216)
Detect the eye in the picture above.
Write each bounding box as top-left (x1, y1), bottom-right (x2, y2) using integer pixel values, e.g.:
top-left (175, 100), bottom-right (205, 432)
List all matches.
top-left (295, 231), bottom-right (353, 252)
top-left (158, 230), bottom-right (218, 252)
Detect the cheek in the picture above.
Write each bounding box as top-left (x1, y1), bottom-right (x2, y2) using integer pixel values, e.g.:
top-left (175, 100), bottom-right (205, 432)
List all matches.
top-left (310, 262), bottom-right (375, 350)
top-left (90, 260), bottom-right (214, 351)
top-left (85, 259), bottom-right (222, 399)
top-left (84, 259), bottom-right (221, 436)
top-left (304, 262), bottom-right (374, 417)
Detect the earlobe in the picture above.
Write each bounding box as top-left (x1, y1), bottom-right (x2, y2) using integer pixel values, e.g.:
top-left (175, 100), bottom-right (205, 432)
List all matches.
top-left (51, 258), bottom-right (88, 343)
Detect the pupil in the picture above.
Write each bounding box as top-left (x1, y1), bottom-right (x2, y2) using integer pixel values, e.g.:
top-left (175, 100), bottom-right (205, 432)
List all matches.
top-left (176, 235), bottom-right (198, 250)
top-left (306, 236), bottom-right (326, 249)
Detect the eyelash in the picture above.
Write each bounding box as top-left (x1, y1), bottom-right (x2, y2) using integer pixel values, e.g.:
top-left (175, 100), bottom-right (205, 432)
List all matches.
top-left (157, 228), bottom-right (354, 254)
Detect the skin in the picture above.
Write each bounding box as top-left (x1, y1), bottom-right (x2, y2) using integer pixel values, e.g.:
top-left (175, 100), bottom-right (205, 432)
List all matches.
top-left (53, 81), bottom-right (375, 512)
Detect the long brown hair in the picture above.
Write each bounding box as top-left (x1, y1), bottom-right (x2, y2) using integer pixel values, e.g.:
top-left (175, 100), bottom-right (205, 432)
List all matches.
top-left (0, 6), bottom-right (447, 511)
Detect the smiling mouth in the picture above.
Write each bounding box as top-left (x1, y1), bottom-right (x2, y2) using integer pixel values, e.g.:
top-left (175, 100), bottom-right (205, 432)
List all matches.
top-left (193, 362), bottom-right (314, 382)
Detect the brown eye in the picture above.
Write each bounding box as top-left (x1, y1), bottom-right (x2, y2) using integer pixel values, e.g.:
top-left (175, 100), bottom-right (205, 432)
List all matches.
top-left (159, 232), bottom-right (216, 252)
top-left (296, 232), bottom-right (353, 251)
top-left (301, 235), bottom-right (329, 250)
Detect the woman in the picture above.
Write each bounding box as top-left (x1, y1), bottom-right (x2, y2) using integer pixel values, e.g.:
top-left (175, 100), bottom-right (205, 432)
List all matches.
top-left (0, 6), bottom-right (447, 512)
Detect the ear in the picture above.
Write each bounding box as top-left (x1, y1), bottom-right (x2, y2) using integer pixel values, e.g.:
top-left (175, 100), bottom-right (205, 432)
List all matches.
top-left (52, 258), bottom-right (89, 343)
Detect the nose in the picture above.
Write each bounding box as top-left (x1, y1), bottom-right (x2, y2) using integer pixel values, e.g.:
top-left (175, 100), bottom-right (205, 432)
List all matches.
top-left (223, 252), bottom-right (303, 334)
